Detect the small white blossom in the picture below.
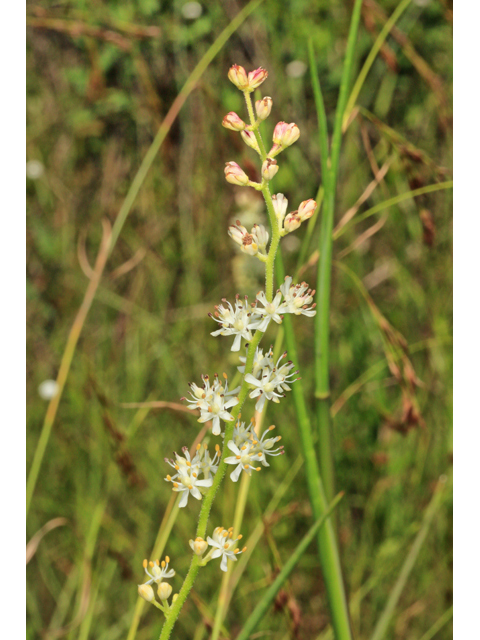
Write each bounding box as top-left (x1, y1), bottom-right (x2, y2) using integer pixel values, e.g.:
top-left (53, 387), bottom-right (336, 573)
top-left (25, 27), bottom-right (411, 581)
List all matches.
top-left (142, 557), bottom-right (175, 585)
top-left (238, 345), bottom-right (274, 377)
top-left (209, 295), bottom-right (260, 351)
top-left (206, 527), bottom-right (246, 572)
top-left (279, 276), bottom-right (317, 317)
top-left (228, 221), bottom-right (269, 257)
top-left (244, 352), bottom-right (299, 412)
top-left (196, 443), bottom-right (221, 479)
top-left (226, 419), bottom-right (285, 468)
top-left (252, 290), bottom-right (286, 332)
top-left (224, 439), bottom-right (262, 482)
top-left (252, 424), bottom-right (284, 467)
top-left (183, 373), bottom-right (240, 436)
top-left (164, 447), bottom-right (214, 507)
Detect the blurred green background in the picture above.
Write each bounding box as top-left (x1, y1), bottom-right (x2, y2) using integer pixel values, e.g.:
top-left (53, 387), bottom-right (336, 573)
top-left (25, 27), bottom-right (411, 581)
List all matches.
top-left (26, 0), bottom-right (452, 639)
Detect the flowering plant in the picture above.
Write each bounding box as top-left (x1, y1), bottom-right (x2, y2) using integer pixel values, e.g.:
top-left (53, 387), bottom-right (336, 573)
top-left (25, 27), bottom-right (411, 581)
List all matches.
top-left (137, 64), bottom-right (317, 637)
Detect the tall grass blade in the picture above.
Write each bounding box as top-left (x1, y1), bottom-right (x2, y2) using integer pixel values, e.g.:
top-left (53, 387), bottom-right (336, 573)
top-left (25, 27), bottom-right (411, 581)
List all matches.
top-left (276, 251), bottom-right (353, 640)
top-left (343, 0), bottom-right (413, 129)
top-left (308, 39), bottom-right (330, 191)
top-left (369, 475), bottom-right (449, 640)
top-left (236, 493), bottom-right (344, 640)
top-left (314, 0), bottom-right (363, 504)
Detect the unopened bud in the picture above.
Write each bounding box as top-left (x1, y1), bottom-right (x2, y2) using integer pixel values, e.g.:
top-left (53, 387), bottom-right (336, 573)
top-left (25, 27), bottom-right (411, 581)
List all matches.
top-left (189, 537), bottom-right (208, 556)
top-left (172, 594), bottom-right (179, 603)
top-left (252, 224), bottom-right (269, 250)
top-left (262, 158), bottom-right (278, 181)
top-left (272, 193), bottom-right (288, 222)
top-left (241, 130), bottom-right (260, 153)
top-left (138, 584), bottom-right (155, 602)
top-left (272, 122), bottom-right (300, 149)
top-left (225, 161), bottom-right (249, 186)
top-left (157, 582), bottom-right (172, 601)
top-left (247, 67), bottom-right (268, 91)
top-left (298, 199), bottom-right (316, 221)
top-left (228, 64), bottom-right (249, 90)
top-left (222, 112), bottom-right (246, 132)
top-left (284, 212), bottom-right (302, 233)
top-left (255, 96), bottom-right (272, 120)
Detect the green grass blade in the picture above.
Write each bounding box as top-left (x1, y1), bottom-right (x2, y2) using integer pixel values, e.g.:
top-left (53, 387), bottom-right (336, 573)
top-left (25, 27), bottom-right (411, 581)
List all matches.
top-left (369, 475), bottom-right (450, 640)
top-left (308, 39), bottom-right (330, 191)
top-left (236, 493), bottom-right (344, 640)
top-left (417, 605), bottom-right (453, 640)
top-left (333, 180), bottom-right (453, 239)
top-left (314, 0), bottom-right (363, 505)
top-left (343, 0), bottom-right (413, 129)
top-left (276, 251), bottom-right (353, 640)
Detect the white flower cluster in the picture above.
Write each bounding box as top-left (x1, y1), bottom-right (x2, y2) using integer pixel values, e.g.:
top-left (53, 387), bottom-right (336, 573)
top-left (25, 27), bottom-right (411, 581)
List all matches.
top-left (190, 526), bottom-right (247, 572)
top-left (183, 373), bottom-right (240, 435)
top-left (208, 276), bottom-right (316, 352)
top-left (138, 556), bottom-right (176, 611)
top-left (209, 295), bottom-right (258, 351)
top-left (244, 349), bottom-right (299, 412)
top-left (224, 419), bottom-right (284, 481)
top-left (164, 444), bottom-right (221, 508)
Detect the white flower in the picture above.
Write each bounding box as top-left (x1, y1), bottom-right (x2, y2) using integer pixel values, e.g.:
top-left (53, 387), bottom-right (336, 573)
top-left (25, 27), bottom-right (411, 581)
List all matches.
top-left (272, 193), bottom-right (288, 224)
top-left (142, 557), bottom-right (175, 585)
top-left (183, 373), bottom-right (240, 436)
top-left (238, 345), bottom-right (274, 377)
top-left (251, 425), bottom-right (284, 467)
top-left (228, 221), bottom-right (269, 257)
top-left (279, 276), bottom-right (317, 317)
top-left (252, 290), bottom-right (286, 332)
top-left (206, 527), bottom-right (246, 572)
top-left (164, 447), bottom-right (214, 507)
top-left (196, 443), bottom-right (221, 479)
top-left (244, 352), bottom-right (299, 412)
top-left (224, 439), bottom-right (262, 482)
top-left (209, 295), bottom-right (260, 351)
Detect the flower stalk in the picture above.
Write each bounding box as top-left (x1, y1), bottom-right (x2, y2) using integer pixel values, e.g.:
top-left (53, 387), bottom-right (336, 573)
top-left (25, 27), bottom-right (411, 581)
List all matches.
top-left (148, 63), bottom-right (318, 640)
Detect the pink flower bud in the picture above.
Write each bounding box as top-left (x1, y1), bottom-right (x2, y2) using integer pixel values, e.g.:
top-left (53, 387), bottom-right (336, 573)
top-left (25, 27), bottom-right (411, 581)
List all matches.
top-left (262, 158), bottom-right (278, 181)
top-left (228, 64), bottom-right (249, 90)
top-left (222, 112), bottom-right (246, 131)
top-left (224, 162), bottom-right (249, 186)
top-left (255, 96), bottom-right (273, 120)
top-left (284, 212), bottom-right (302, 233)
top-left (241, 130), bottom-right (260, 153)
top-left (298, 199), bottom-right (316, 221)
top-left (272, 122), bottom-right (300, 148)
top-left (247, 67), bottom-right (268, 91)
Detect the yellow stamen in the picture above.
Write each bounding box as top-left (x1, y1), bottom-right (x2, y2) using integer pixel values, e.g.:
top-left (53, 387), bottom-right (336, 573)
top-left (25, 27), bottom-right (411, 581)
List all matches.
top-left (143, 559), bottom-right (148, 568)
top-left (165, 556), bottom-right (170, 563)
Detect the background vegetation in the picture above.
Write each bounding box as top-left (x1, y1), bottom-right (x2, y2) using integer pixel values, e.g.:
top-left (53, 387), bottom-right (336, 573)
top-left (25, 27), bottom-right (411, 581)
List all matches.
top-left (26, 0), bottom-right (452, 638)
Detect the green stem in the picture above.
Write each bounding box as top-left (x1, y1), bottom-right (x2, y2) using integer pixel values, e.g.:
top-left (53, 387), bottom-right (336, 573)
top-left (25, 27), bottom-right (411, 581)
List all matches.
top-left (276, 251), bottom-right (353, 640)
top-left (314, 0), bottom-right (363, 505)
